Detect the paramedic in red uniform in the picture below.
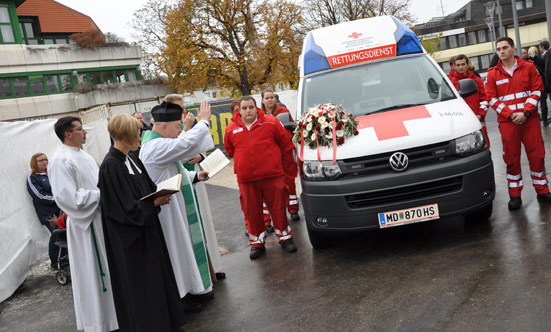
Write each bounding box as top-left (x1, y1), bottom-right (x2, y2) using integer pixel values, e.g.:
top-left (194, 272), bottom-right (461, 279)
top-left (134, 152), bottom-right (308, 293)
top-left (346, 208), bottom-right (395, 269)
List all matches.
top-left (486, 37), bottom-right (551, 210)
top-left (224, 96), bottom-right (298, 259)
top-left (448, 54), bottom-right (490, 146)
top-left (261, 89), bottom-right (300, 223)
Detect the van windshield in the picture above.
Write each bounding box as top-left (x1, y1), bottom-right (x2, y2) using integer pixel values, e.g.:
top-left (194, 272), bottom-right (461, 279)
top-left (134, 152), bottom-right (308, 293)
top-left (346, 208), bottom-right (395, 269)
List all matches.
top-left (302, 55), bottom-right (456, 117)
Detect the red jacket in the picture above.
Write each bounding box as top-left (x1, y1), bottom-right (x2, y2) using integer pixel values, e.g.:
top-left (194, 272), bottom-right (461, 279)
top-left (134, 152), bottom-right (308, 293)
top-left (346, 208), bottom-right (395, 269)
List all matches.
top-left (224, 108), bottom-right (295, 183)
top-left (267, 104), bottom-right (294, 122)
top-left (486, 55), bottom-right (544, 122)
top-left (448, 69), bottom-right (488, 117)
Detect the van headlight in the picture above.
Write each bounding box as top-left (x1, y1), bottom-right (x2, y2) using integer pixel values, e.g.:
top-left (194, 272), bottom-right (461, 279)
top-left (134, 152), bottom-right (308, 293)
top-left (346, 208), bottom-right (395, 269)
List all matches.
top-left (303, 160), bottom-right (342, 181)
top-left (455, 130), bottom-right (486, 156)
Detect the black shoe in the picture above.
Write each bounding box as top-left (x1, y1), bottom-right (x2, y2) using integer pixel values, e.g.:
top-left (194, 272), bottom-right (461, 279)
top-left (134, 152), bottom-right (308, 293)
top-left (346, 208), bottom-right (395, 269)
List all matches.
top-left (215, 272), bottom-right (226, 280)
top-left (537, 193), bottom-right (551, 203)
top-left (250, 246), bottom-right (266, 259)
top-left (290, 212), bottom-right (300, 221)
top-left (281, 239), bottom-right (297, 253)
top-left (544, 120), bottom-right (549, 127)
top-left (508, 197), bottom-right (522, 210)
top-left (265, 224), bottom-right (274, 233)
top-left (181, 295), bottom-right (203, 313)
top-left (244, 230), bottom-right (249, 237)
top-left (190, 291), bottom-right (214, 303)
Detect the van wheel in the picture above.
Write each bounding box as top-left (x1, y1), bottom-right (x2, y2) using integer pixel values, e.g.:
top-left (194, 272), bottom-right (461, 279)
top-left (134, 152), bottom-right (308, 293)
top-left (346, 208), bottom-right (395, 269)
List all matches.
top-left (307, 227), bottom-right (332, 249)
top-left (465, 203), bottom-right (493, 222)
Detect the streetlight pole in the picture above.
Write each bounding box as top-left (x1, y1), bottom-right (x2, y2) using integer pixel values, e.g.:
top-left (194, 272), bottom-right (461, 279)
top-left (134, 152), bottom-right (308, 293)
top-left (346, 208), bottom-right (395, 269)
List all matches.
top-left (496, 0), bottom-right (505, 37)
top-left (485, 18), bottom-right (496, 53)
top-left (484, 2), bottom-right (497, 53)
top-left (546, 0), bottom-right (551, 41)
top-left (511, 0), bottom-right (522, 56)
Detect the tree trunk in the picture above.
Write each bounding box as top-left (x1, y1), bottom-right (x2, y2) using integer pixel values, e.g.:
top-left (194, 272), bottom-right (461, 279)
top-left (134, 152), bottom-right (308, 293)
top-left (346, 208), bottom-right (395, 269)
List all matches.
top-left (239, 67), bottom-right (251, 96)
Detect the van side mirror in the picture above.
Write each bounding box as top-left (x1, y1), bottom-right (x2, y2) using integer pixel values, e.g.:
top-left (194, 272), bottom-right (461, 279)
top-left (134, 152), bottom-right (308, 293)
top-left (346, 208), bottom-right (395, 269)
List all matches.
top-left (276, 112), bottom-right (296, 131)
top-left (458, 78), bottom-right (478, 98)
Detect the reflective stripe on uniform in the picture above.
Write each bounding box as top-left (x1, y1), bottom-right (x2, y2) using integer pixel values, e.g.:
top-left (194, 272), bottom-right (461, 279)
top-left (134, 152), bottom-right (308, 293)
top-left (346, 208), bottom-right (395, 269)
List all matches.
top-left (507, 173), bottom-right (522, 180)
top-left (526, 98), bottom-right (538, 106)
top-left (274, 226), bottom-right (291, 237)
top-left (533, 179), bottom-right (548, 185)
top-left (249, 231), bottom-right (266, 244)
top-left (531, 171), bottom-right (546, 178)
top-left (496, 103), bottom-right (506, 113)
top-left (508, 181), bottom-right (524, 188)
top-left (289, 195), bottom-right (297, 199)
top-left (289, 200), bottom-right (299, 205)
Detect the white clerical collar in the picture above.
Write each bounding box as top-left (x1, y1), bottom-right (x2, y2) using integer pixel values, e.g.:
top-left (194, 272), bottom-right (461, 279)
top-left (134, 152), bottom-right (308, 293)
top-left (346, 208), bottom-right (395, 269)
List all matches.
top-left (62, 143), bottom-right (82, 151)
top-left (124, 155), bottom-right (142, 175)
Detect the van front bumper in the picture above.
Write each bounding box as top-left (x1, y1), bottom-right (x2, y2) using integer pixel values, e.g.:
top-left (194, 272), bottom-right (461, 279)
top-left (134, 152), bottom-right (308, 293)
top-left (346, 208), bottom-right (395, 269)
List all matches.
top-left (301, 150), bottom-right (495, 232)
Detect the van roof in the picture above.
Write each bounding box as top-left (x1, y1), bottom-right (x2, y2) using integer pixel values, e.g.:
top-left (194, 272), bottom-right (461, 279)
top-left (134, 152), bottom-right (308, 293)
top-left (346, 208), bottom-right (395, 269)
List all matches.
top-left (301, 16), bottom-right (424, 76)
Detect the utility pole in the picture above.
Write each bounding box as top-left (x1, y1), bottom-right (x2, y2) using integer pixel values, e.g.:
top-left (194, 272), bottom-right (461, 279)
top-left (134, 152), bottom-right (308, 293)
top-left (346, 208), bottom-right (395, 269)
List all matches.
top-left (511, 0), bottom-right (522, 56)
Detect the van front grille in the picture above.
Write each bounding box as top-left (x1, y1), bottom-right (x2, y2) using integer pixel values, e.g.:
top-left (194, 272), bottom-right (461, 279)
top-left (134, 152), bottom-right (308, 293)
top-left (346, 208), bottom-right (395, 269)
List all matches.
top-left (339, 140), bottom-right (455, 177)
top-left (344, 176), bottom-right (463, 209)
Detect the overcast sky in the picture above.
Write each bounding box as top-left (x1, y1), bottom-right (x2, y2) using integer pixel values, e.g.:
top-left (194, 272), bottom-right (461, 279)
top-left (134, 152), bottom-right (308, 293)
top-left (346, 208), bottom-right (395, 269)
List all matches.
top-left (55, 0), bottom-right (472, 42)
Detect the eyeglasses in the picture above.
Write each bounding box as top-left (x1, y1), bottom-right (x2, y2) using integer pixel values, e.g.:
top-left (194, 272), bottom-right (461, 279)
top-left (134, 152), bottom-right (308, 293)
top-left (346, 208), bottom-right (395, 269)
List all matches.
top-left (36, 158), bottom-right (48, 162)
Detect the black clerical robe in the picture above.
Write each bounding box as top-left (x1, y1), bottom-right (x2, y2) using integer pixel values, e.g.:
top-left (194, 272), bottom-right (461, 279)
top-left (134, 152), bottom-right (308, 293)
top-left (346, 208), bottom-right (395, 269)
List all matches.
top-left (98, 147), bottom-right (185, 332)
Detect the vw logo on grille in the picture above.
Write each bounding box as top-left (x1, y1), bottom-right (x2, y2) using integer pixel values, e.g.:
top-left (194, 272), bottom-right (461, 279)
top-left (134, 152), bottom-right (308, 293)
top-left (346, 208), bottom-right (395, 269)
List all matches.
top-left (389, 152), bottom-right (408, 172)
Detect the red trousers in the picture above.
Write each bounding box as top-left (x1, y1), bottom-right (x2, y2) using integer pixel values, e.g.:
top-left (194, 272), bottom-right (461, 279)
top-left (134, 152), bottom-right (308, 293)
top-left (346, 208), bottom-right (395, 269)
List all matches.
top-left (499, 115), bottom-right (549, 197)
top-left (263, 176), bottom-right (299, 225)
top-left (238, 176), bottom-right (292, 247)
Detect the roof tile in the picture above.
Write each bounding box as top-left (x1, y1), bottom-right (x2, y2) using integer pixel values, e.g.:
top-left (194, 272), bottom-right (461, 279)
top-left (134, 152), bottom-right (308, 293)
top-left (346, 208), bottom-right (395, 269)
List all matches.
top-left (17, 0), bottom-right (100, 34)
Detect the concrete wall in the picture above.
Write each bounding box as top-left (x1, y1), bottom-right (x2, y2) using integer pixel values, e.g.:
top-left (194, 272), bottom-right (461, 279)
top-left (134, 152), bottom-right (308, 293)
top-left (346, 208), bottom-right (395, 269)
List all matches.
top-left (0, 44), bottom-right (141, 74)
top-left (0, 82), bottom-right (171, 121)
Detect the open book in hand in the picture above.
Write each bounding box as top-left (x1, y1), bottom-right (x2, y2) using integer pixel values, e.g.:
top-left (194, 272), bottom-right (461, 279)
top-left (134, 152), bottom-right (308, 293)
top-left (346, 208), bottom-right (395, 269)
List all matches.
top-left (140, 174), bottom-right (182, 200)
top-left (199, 148), bottom-right (230, 178)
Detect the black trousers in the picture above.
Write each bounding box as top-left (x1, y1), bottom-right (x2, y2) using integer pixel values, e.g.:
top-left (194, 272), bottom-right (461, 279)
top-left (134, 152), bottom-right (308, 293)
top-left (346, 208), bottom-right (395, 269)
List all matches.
top-left (541, 89), bottom-right (549, 121)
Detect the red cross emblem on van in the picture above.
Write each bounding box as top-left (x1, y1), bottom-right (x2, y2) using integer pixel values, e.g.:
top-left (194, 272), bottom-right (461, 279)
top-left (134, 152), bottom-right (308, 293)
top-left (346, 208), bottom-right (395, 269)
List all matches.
top-left (348, 32), bottom-right (362, 39)
top-left (356, 106), bottom-right (432, 141)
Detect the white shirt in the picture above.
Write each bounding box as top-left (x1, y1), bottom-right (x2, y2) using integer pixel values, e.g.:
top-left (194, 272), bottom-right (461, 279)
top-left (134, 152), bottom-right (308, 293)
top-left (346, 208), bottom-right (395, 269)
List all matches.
top-left (503, 58), bottom-right (518, 77)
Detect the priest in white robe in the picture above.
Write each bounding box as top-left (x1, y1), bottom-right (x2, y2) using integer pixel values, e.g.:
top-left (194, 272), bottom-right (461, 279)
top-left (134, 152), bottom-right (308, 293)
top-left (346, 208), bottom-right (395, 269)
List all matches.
top-left (48, 116), bottom-right (118, 332)
top-left (166, 93), bottom-right (223, 276)
top-left (140, 101), bottom-right (215, 302)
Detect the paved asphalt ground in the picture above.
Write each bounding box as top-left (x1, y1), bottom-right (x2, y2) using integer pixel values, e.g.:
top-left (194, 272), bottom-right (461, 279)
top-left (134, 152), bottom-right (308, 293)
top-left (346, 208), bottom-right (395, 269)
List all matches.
top-left (3, 109), bottom-right (551, 331)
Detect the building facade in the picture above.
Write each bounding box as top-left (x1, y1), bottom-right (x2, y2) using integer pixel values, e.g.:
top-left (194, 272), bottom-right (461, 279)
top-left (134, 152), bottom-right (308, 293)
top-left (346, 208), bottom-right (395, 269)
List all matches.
top-left (415, 0), bottom-right (547, 75)
top-left (0, 0), bottom-right (169, 121)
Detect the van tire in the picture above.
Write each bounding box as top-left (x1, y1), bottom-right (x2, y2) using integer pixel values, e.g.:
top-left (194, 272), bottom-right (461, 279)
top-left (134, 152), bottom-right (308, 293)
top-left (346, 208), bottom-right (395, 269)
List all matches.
top-left (307, 227), bottom-right (332, 249)
top-left (465, 203), bottom-right (493, 222)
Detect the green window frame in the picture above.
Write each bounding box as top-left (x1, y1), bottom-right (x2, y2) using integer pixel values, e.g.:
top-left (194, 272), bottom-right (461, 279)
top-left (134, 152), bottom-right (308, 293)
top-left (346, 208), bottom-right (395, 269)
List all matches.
top-left (0, 3), bottom-right (17, 44)
top-left (41, 35), bottom-right (70, 45)
top-left (0, 66), bottom-right (143, 99)
top-left (18, 18), bottom-right (39, 45)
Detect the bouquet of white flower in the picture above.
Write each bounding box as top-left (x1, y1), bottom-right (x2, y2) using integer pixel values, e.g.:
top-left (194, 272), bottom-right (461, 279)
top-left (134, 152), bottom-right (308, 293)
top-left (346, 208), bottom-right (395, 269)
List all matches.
top-left (293, 103), bottom-right (359, 149)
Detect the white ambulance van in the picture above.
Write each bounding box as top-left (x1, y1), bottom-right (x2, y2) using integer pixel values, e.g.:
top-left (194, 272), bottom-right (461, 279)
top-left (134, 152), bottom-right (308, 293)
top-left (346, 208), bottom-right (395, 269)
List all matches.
top-left (294, 16), bottom-right (495, 248)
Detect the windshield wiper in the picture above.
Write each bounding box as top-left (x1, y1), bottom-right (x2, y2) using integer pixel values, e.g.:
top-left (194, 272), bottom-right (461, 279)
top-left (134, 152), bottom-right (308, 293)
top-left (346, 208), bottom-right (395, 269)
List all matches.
top-left (367, 103), bottom-right (425, 115)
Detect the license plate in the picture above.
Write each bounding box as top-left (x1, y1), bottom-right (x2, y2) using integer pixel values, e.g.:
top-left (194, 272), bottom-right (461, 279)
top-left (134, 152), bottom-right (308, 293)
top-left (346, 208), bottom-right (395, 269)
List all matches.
top-left (378, 204), bottom-right (439, 228)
